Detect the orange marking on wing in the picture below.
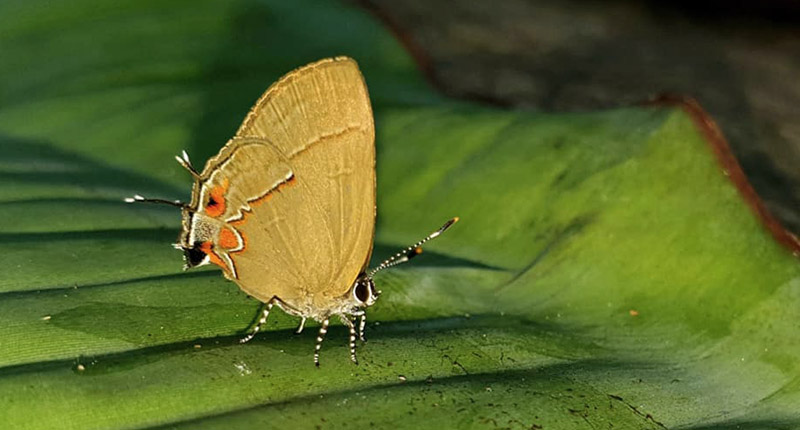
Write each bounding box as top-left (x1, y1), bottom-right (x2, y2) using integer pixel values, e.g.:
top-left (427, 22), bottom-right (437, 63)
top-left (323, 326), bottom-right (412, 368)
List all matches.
top-left (230, 230), bottom-right (247, 256)
top-left (229, 215), bottom-right (248, 228)
top-left (200, 241), bottom-right (226, 269)
top-left (219, 227), bottom-right (239, 250)
top-left (205, 179), bottom-right (229, 218)
top-left (251, 193), bottom-right (273, 207)
top-left (227, 220), bottom-right (248, 256)
top-left (230, 174), bottom-right (296, 226)
top-left (249, 176), bottom-right (294, 208)
top-left (227, 175), bottom-right (295, 258)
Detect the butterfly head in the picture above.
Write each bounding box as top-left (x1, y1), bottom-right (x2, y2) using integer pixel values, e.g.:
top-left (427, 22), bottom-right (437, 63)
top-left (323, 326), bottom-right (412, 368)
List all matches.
top-left (126, 150), bottom-right (217, 271)
top-left (351, 276), bottom-right (380, 308)
top-left (173, 203), bottom-right (215, 270)
top-left (345, 217), bottom-right (460, 312)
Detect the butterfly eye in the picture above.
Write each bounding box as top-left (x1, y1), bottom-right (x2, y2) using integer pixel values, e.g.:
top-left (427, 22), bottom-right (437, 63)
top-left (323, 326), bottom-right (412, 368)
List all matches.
top-left (353, 280), bottom-right (370, 303)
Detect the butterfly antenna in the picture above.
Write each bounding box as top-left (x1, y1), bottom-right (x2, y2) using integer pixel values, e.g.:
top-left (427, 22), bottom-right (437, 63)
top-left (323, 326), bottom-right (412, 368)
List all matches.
top-left (175, 150), bottom-right (201, 179)
top-left (367, 217), bottom-right (459, 278)
top-left (124, 194), bottom-right (187, 209)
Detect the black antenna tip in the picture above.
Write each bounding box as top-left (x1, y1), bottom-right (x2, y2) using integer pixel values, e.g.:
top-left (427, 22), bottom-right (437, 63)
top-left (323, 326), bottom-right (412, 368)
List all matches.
top-left (434, 217), bottom-right (459, 236)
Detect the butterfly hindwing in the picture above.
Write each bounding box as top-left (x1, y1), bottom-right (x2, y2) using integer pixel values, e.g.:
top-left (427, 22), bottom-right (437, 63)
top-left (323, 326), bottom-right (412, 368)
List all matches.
top-left (196, 57), bottom-right (375, 311)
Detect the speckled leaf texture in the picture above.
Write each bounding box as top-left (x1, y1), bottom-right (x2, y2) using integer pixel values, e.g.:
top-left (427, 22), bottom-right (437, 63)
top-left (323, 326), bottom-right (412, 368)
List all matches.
top-left (1, 1), bottom-right (799, 429)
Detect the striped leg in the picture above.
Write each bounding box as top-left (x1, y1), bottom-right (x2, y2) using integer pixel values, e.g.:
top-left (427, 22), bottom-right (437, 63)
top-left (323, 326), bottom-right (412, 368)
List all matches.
top-left (358, 314), bottom-right (367, 342)
top-left (240, 299), bottom-right (274, 344)
top-left (314, 317), bottom-right (330, 367)
top-left (340, 316), bottom-right (359, 364)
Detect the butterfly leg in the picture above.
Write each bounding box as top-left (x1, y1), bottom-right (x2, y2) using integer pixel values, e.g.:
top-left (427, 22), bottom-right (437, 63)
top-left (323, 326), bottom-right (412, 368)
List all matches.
top-left (240, 298), bottom-right (275, 344)
top-left (295, 317), bottom-right (307, 334)
top-left (339, 315), bottom-right (359, 365)
top-left (358, 313), bottom-right (367, 342)
top-left (314, 317), bottom-right (330, 367)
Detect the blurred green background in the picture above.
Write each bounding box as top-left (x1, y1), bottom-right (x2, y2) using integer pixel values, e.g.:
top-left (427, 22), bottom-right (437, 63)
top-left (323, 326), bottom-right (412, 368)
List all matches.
top-left (1, 0), bottom-right (799, 429)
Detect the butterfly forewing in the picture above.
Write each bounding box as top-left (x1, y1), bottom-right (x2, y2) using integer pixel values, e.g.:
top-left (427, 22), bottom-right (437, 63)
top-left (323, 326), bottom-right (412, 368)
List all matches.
top-left (201, 57), bottom-right (375, 310)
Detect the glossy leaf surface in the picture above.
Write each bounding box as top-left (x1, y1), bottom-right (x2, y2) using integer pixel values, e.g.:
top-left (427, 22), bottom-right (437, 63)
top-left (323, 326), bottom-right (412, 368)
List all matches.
top-left (0, 0), bottom-right (798, 428)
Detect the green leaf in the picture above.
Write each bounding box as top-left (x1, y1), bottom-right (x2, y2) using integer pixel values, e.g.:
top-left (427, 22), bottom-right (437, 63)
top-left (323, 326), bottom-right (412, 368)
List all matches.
top-left (1, 0), bottom-right (799, 429)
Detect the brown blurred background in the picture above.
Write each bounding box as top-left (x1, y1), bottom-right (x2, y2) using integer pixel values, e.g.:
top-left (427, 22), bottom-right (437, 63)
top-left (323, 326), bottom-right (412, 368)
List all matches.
top-left (358, 0), bottom-right (800, 235)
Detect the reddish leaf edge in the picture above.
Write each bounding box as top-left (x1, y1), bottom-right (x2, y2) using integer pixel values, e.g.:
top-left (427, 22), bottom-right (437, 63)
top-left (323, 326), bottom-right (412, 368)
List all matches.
top-left (355, 2), bottom-right (800, 257)
top-left (647, 94), bottom-right (800, 257)
top-left (354, 1), bottom-right (435, 88)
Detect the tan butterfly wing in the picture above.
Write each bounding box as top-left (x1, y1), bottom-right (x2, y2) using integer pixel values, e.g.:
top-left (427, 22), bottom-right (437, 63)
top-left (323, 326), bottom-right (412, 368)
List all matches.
top-left (196, 57), bottom-right (375, 311)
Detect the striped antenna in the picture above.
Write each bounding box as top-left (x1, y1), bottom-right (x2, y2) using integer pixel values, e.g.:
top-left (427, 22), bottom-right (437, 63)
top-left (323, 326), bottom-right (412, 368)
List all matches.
top-left (125, 150), bottom-right (201, 210)
top-left (367, 217), bottom-right (459, 278)
top-left (124, 194), bottom-right (186, 209)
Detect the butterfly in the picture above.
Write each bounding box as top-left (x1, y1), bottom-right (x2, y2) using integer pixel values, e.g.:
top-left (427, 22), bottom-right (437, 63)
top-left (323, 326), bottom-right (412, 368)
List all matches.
top-left (127, 57), bottom-right (457, 366)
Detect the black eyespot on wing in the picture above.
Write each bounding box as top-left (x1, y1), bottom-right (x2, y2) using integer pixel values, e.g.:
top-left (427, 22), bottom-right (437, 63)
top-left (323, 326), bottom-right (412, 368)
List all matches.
top-left (354, 280), bottom-right (369, 303)
top-left (183, 244), bottom-right (206, 267)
